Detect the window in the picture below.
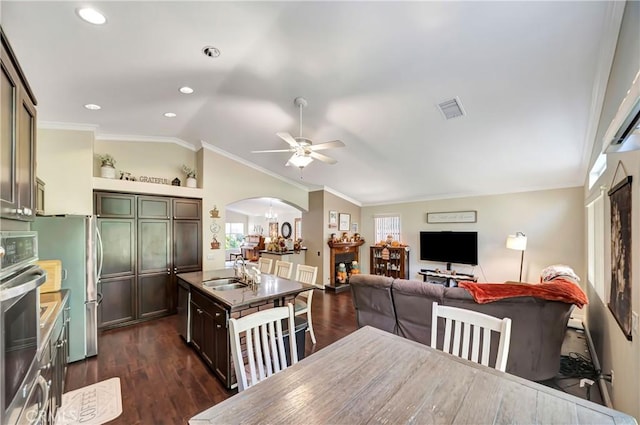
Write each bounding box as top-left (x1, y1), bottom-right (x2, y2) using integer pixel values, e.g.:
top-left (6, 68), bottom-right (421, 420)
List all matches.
top-left (588, 153), bottom-right (607, 190)
top-left (586, 189), bottom-right (605, 302)
top-left (374, 215), bottom-right (400, 243)
top-left (225, 222), bottom-right (244, 249)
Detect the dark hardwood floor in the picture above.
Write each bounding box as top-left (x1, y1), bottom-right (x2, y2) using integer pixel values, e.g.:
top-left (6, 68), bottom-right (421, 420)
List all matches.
top-left (66, 289), bottom-right (357, 425)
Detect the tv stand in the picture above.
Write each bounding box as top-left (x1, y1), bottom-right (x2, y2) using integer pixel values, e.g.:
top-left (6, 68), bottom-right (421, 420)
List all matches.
top-left (418, 269), bottom-right (477, 287)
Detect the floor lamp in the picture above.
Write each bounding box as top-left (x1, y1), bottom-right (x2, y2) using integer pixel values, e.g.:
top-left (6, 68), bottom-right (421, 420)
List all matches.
top-left (506, 232), bottom-right (527, 282)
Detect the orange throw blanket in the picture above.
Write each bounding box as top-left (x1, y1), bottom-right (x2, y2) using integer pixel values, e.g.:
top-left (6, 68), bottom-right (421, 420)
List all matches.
top-left (458, 278), bottom-right (588, 308)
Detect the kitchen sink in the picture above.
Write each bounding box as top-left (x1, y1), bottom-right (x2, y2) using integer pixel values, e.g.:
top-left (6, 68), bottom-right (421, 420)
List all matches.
top-left (203, 277), bottom-right (245, 288)
top-left (211, 283), bottom-right (247, 291)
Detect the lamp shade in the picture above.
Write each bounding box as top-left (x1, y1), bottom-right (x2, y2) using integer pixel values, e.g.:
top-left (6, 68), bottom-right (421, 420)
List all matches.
top-left (288, 155), bottom-right (313, 168)
top-left (506, 233), bottom-right (527, 251)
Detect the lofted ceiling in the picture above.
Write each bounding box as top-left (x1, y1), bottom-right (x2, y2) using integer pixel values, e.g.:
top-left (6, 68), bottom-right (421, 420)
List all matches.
top-left (1, 1), bottom-right (620, 205)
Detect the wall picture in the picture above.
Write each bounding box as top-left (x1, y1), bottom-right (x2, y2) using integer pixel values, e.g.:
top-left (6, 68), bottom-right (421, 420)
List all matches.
top-left (339, 213), bottom-right (350, 231)
top-left (608, 175), bottom-right (632, 341)
top-left (329, 210), bottom-right (338, 228)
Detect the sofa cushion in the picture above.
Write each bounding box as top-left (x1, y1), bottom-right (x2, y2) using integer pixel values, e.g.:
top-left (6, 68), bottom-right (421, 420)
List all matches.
top-left (392, 279), bottom-right (444, 345)
top-left (350, 274), bottom-right (397, 334)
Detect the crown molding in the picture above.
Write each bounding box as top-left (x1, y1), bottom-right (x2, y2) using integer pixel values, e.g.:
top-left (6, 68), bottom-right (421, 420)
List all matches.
top-left (200, 140), bottom-right (310, 192)
top-left (582, 1), bottom-right (625, 167)
top-left (314, 186), bottom-right (362, 207)
top-left (38, 121), bottom-right (99, 132)
top-left (97, 133), bottom-right (196, 151)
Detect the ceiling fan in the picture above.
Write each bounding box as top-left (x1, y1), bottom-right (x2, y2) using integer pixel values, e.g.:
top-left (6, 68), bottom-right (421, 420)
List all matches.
top-left (252, 97), bottom-right (345, 168)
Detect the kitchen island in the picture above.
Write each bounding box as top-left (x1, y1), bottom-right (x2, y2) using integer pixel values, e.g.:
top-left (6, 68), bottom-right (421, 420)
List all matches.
top-left (177, 269), bottom-right (314, 389)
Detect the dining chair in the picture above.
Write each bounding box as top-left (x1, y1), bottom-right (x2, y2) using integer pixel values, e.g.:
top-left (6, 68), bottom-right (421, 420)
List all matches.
top-left (274, 260), bottom-right (293, 279)
top-left (257, 257), bottom-right (273, 274)
top-left (294, 264), bottom-right (318, 344)
top-left (229, 303), bottom-right (298, 392)
top-left (430, 301), bottom-right (512, 372)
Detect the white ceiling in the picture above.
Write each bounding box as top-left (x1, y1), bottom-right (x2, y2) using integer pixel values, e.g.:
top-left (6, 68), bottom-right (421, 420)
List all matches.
top-left (1, 1), bottom-right (618, 205)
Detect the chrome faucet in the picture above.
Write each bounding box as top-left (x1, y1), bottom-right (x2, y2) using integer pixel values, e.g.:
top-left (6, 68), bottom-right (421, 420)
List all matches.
top-left (234, 256), bottom-right (247, 281)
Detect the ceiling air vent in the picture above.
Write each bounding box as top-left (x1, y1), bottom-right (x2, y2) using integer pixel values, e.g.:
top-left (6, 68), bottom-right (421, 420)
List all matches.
top-left (437, 97), bottom-right (466, 120)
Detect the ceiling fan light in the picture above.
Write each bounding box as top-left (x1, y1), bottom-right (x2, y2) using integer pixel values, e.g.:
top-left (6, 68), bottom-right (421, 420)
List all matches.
top-left (289, 155), bottom-right (313, 168)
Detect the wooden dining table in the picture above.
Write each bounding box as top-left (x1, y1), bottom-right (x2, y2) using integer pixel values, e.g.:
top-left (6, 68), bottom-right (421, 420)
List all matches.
top-left (190, 326), bottom-right (637, 425)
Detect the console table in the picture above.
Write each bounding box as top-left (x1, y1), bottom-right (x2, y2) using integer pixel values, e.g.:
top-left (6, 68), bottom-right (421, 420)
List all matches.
top-left (419, 269), bottom-right (477, 287)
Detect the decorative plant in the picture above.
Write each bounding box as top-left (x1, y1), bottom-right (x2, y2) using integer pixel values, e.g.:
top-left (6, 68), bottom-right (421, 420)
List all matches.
top-left (182, 164), bottom-right (197, 179)
top-left (96, 153), bottom-right (116, 168)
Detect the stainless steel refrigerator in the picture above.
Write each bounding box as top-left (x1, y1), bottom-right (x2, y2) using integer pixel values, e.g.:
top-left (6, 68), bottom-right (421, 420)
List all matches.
top-left (32, 215), bottom-right (101, 362)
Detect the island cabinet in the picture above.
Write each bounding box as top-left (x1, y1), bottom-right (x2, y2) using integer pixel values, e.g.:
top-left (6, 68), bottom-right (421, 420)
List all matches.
top-left (1, 29), bottom-right (37, 221)
top-left (190, 288), bottom-right (229, 384)
top-left (178, 270), bottom-right (314, 389)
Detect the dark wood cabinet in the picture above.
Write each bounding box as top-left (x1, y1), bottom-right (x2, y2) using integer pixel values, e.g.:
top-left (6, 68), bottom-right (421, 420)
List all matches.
top-left (1, 29), bottom-right (37, 221)
top-left (173, 220), bottom-right (202, 272)
top-left (173, 198), bottom-right (201, 220)
top-left (98, 275), bottom-right (136, 328)
top-left (370, 246), bottom-right (410, 279)
top-left (35, 177), bottom-right (45, 215)
top-left (139, 196), bottom-right (171, 219)
top-left (95, 192), bottom-right (136, 218)
top-left (98, 218), bottom-right (136, 277)
top-left (95, 192), bottom-right (201, 329)
top-left (137, 218), bottom-right (171, 319)
top-left (190, 288), bottom-right (229, 385)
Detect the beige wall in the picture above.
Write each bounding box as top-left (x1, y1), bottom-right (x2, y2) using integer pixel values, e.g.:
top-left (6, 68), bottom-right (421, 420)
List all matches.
top-left (200, 147), bottom-right (308, 271)
top-left (361, 187), bottom-right (585, 284)
top-left (37, 128), bottom-right (94, 215)
top-left (94, 139), bottom-right (197, 183)
top-left (302, 191), bottom-right (324, 287)
top-left (301, 190), bottom-right (361, 288)
top-left (584, 1), bottom-right (640, 418)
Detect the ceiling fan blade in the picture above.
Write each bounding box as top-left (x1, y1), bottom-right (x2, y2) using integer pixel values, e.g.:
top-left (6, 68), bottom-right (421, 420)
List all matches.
top-left (251, 149), bottom-right (293, 153)
top-left (308, 140), bottom-right (345, 151)
top-left (309, 151), bottom-right (337, 165)
top-left (276, 132), bottom-right (300, 148)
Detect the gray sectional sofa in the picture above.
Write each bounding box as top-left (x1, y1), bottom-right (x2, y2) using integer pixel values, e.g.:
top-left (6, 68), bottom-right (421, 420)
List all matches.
top-left (349, 274), bottom-right (576, 381)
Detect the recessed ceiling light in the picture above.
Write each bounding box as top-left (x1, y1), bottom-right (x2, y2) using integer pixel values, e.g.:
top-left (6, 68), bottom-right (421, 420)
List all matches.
top-left (164, 112), bottom-right (177, 118)
top-left (76, 8), bottom-right (107, 25)
top-left (84, 103), bottom-right (101, 110)
top-left (202, 46), bottom-right (221, 58)
top-left (179, 86), bottom-right (194, 94)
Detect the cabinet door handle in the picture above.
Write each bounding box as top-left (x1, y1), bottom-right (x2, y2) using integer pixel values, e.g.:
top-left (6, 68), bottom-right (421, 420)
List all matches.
top-left (197, 309), bottom-right (203, 314)
top-left (215, 312), bottom-right (221, 317)
top-left (216, 324), bottom-right (221, 329)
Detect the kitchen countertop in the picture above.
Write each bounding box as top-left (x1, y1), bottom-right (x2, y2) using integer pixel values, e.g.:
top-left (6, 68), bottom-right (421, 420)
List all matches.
top-left (177, 269), bottom-right (314, 310)
top-left (39, 289), bottom-right (69, 355)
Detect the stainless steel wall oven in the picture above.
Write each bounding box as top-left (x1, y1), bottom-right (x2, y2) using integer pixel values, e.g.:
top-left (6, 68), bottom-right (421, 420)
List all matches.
top-left (0, 231), bottom-right (47, 425)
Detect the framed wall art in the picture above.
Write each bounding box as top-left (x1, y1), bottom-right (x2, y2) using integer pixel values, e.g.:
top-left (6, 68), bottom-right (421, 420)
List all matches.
top-left (339, 213), bottom-right (351, 231)
top-left (329, 210), bottom-right (338, 228)
top-left (608, 172), bottom-right (633, 340)
top-left (427, 210), bottom-right (477, 224)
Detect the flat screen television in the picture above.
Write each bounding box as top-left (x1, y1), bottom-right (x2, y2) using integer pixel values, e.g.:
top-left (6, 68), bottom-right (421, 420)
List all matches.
top-left (419, 231), bottom-right (478, 266)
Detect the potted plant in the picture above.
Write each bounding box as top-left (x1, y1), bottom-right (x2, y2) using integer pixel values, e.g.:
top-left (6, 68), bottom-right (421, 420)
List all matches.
top-left (182, 164), bottom-right (197, 187)
top-left (97, 153), bottom-right (117, 179)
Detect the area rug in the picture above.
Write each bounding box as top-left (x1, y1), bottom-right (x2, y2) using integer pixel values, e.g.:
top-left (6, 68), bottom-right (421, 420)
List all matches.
top-left (55, 377), bottom-right (122, 425)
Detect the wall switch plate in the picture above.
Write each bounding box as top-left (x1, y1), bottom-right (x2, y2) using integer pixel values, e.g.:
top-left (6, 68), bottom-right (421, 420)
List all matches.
top-left (632, 311), bottom-right (639, 334)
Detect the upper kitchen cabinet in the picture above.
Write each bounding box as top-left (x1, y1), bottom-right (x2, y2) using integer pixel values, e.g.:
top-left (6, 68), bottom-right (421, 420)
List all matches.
top-left (1, 29), bottom-right (37, 221)
top-left (95, 192), bottom-right (136, 218)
